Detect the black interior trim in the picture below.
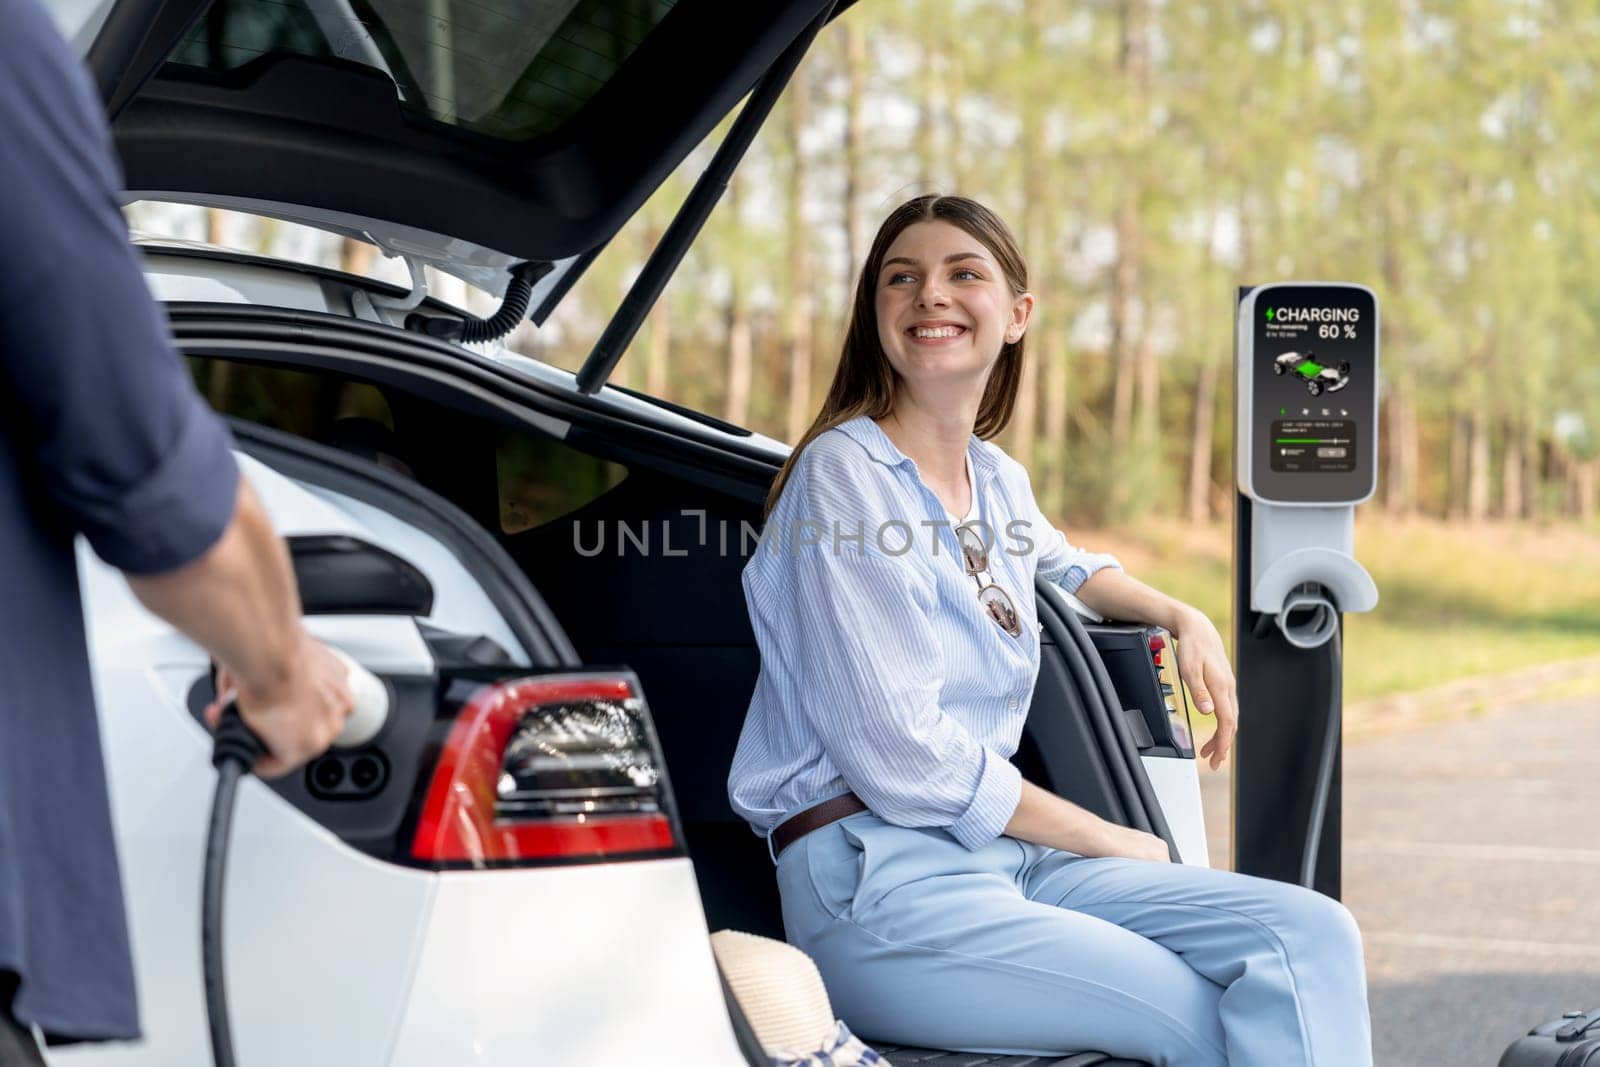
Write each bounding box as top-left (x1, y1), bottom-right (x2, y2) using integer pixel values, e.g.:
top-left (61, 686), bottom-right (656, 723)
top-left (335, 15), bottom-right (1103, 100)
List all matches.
top-left (166, 304), bottom-right (785, 495)
top-left (605, 383), bottom-right (754, 437)
top-left (86, 0), bottom-right (210, 116)
top-left (1018, 634), bottom-right (1131, 827)
top-left (1040, 593), bottom-right (1144, 828)
top-left (1037, 586), bottom-right (1177, 853)
top-left (1056, 601), bottom-right (1179, 853)
top-left (288, 534), bottom-right (435, 617)
top-left (107, 2), bottom-right (836, 263)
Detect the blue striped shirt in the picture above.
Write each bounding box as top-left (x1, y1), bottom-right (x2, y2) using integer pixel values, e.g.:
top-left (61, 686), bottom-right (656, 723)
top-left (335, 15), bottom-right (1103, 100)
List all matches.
top-left (728, 415), bottom-right (1121, 851)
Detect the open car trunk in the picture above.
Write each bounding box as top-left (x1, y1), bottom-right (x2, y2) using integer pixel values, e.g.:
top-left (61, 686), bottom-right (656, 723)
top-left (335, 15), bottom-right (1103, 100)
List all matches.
top-left (163, 299), bottom-right (1205, 1065)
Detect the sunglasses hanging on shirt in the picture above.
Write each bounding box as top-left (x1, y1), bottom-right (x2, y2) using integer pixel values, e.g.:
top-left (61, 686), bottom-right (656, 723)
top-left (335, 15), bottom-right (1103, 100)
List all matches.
top-left (955, 522), bottom-right (1022, 638)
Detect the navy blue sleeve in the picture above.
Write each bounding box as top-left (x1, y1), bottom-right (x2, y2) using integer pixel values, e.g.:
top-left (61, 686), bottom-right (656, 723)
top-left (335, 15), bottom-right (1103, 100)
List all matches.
top-left (0, 0), bottom-right (239, 575)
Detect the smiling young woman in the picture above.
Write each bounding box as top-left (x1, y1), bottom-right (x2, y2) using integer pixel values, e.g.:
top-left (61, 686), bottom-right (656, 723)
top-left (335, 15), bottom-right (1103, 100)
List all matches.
top-left (726, 195), bottom-right (1371, 1065)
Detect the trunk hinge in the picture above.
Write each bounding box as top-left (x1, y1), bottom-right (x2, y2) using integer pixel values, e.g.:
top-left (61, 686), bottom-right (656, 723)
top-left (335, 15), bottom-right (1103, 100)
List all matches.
top-left (351, 256), bottom-right (429, 325)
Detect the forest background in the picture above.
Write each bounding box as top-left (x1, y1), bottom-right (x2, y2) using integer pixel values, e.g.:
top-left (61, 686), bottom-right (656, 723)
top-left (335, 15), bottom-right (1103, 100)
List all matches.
top-left (129, 0), bottom-right (1600, 708)
top-left (563, 0), bottom-right (1600, 529)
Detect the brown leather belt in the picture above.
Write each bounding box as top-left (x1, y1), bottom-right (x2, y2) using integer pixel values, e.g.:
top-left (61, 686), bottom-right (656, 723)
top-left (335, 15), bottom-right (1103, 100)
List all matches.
top-left (770, 792), bottom-right (868, 858)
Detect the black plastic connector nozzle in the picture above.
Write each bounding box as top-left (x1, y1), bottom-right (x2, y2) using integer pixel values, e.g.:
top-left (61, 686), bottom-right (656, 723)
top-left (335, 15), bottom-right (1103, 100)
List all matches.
top-left (211, 705), bottom-right (267, 771)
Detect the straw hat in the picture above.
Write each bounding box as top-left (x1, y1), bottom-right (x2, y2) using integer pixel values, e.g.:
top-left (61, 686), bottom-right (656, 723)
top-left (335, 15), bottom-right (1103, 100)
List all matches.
top-left (709, 929), bottom-right (847, 1055)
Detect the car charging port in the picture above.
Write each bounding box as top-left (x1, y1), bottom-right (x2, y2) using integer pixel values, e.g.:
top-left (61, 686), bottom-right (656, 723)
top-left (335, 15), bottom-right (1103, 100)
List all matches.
top-left (306, 750), bottom-right (390, 800)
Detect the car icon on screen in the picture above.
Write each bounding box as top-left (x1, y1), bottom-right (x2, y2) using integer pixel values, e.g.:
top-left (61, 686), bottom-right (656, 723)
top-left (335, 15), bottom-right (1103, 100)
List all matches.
top-left (1273, 351), bottom-right (1350, 397)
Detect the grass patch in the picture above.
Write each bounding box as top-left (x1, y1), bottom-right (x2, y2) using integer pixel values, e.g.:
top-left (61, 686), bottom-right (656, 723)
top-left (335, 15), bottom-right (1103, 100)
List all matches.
top-left (1070, 515), bottom-right (1600, 703)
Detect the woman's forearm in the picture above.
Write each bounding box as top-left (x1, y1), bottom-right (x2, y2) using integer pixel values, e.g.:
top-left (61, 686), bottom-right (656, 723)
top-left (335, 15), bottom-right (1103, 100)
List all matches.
top-left (1073, 568), bottom-right (1194, 631)
top-left (1006, 779), bottom-right (1113, 853)
top-left (1074, 560), bottom-right (1240, 770)
top-left (1003, 779), bottom-right (1167, 860)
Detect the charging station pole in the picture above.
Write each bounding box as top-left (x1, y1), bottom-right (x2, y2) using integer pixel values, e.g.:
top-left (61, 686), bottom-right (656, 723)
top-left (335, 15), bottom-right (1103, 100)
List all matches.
top-left (1231, 496), bottom-right (1346, 895)
top-left (1231, 283), bottom-right (1380, 899)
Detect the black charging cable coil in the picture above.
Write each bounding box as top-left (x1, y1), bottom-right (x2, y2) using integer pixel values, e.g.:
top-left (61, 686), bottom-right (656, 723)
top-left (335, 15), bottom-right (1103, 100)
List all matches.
top-left (406, 260), bottom-right (553, 343)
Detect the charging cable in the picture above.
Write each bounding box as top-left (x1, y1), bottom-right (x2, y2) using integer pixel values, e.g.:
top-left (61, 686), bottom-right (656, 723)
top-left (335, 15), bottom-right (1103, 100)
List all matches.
top-left (1300, 625), bottom-right (1341, 890)
top-left (204, 650), bottom-right (389, 1067)
top-left (1251, 584), bottom-right (1343, 890)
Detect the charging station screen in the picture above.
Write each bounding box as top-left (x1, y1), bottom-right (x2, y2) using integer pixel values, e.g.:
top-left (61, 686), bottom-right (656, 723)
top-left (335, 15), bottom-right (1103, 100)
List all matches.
top-left (1250, 285), bottom-right (1377, 503)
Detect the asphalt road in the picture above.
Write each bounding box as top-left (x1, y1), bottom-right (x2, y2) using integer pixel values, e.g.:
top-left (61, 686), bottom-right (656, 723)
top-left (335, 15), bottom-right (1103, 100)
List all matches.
top-left (1199, 694), bottom-right (1600, 1066)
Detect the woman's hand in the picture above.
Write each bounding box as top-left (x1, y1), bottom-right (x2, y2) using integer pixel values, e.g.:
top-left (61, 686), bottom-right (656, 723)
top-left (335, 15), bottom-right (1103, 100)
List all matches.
top-left (1170, 606), bottom-right (1238, 771)
top-left (1099, 824), bottom-right (1173, 864)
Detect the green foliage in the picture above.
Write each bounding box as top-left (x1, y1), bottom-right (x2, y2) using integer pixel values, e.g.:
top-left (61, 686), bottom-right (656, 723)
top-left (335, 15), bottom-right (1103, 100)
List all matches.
top-left (1094, 514), bottom-right (1600, 702)
top-left (136, 3), bottom-right (1600, 525)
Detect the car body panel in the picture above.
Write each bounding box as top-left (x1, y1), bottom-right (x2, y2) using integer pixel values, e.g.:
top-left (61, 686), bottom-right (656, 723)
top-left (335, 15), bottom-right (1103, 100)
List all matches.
top-left (1140, 756), bottom-right (1210, 868)
top-left (65, 555), bottom-right (438, 1066)
top-left (392, 860), bottom-right (744, 1065)
top-left (140, 243), bottom-right (338, 311)
top-left (58, 453), bottom-right (742, 1063)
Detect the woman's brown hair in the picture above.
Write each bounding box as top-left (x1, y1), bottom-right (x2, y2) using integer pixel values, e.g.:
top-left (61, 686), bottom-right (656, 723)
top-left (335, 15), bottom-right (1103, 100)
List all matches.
top-left (763, 194), bottom-right (1030, 520)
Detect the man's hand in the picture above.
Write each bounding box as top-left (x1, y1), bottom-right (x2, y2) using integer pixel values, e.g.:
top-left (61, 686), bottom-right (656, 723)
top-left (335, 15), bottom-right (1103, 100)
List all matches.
top-left (204, 634), bottom-right (354, 778)
top-left (1171, 606), bottom-right (1239, 771)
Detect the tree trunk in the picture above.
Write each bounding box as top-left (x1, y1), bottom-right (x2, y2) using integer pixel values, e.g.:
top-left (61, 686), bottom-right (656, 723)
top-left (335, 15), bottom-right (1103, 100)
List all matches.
top-left (723, 283), bottom-right (753, 425)
top-left (1012, 334), bottom-right (1040, 467)
top-left (1042, 327), bottom-right (1070, 518)
top-left (1108, 0), bottom-right (1149, 455)
top-left (724, 179), bottom-right (752, 424)
top-left (1448, 413), bottom-right (1471, 518)
top-left (1522, 417), bottom-right (1540, 519)
top-left (784, 72), bottom-right (815, 443)
top-left (1500, 421), bottom-right (1523, 520)
top-left (914, 8), bottom-right (945, 186)
top-left (1134, 328), bottom-right (1159, 452)
top-left (339, 238), bottom-right (375, 277)
top-left (1467, 408), bottom-right (1491, 520)
top-left (1011, 0), bottom-right (1048, 468)
top-left (1187, 361), bottom-right (1218, 524)
top-left (841, 18), bottom-right (867, 278)
top-left (946, 29), bottom-right (972, 194)
top-left (643, 309), bottom-right (671, 396)
top-left (1383, 371), bottom-right (1419, 515)
top-left (1576, 458), bottom-right (1597, 521)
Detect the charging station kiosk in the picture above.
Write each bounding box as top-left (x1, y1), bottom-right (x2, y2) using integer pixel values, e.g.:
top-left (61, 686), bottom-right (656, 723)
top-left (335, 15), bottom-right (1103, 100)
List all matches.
top-left (1232, 282), bottom-right (1379, 897)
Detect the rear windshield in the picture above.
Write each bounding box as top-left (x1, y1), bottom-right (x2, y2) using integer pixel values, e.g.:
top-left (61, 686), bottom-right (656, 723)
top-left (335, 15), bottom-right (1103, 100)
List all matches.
top-left (166, 0), bottom-right (676, 142)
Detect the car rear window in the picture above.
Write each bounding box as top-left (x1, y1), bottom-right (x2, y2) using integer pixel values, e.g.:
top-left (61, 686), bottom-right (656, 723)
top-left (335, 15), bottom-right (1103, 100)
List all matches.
top-left (165, 0), bottom-right (677, 142)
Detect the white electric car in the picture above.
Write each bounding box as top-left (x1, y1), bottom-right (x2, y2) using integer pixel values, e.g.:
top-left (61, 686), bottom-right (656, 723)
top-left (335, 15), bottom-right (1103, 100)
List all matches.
top-left (45, 1), bottom-right (1209, 1063)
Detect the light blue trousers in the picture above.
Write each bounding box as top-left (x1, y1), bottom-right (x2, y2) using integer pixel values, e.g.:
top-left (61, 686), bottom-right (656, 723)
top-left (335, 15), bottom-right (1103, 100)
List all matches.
top-left (775, 811), bottom-right (1372, 1067)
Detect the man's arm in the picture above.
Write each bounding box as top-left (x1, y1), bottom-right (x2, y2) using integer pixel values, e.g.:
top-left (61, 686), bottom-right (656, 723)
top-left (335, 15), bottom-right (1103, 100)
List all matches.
top-left (127, 480), bottom-right (352, 778)
top-left (0, 1), bottom-right (350, 779)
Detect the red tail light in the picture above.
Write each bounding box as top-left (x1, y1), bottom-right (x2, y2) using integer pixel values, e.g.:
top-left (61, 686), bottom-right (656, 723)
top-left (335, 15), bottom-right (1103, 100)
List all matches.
top-left (411, 673), bottom-right (680, 867)
top-left (1148, 633), bottom-right (1166, 666)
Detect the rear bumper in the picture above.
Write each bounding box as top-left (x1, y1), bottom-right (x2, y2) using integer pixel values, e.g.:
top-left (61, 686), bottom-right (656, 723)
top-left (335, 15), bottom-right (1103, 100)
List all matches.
top-left (391, 858), bottom-right (746, 1065)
